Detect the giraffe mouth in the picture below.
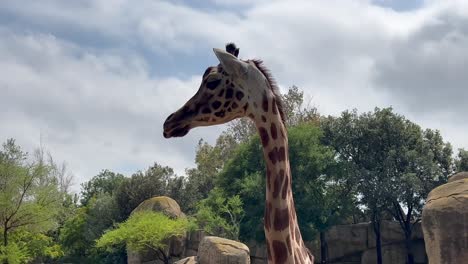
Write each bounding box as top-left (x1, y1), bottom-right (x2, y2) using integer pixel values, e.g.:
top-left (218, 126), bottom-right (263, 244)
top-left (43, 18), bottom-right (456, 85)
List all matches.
top-left (163, 124), bottom-right (190, 138)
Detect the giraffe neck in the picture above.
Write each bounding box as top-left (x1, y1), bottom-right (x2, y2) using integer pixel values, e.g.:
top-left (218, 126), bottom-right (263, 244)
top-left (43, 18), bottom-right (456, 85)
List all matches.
top-left (250, 93), bottom-right (313, 264)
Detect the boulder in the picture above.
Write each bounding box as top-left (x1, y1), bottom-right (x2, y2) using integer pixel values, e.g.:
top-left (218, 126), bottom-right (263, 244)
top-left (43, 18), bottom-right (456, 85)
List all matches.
top-left (198, 236), bottom-right (250, 264)
top-left (448, 171), bottom-right (468, 182)
top-left (132, 196), bottom-right (186, 219)
top-left (367, 220), bottom-right (404, 248)
top-left (174, 256), bottom-right (199, 264)
top-left (422, 177), bottom-right (468, 264)
top-left (128, 196), bottom-right (187, 264)
top-left (325, 222), bottom-right (368, 261)
top-left (361, 244), bottom-right (406, 264)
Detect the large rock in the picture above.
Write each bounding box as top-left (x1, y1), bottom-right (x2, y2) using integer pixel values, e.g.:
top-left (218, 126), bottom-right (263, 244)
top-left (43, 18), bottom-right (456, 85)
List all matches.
top-left (367, 220), bottom-right (405, 248)
top-left (174, 256), bottom-right (199, 264)
top-left (132, 196), bottom-right (186, 219)
top-left (325, 222), bottom-right (368, 261)
top-left (361, 244), bottom-right (406, 264)
top-left (128, 196), bottom-right (187, 264)
top-left (198, 236), bottom-right (250, 264)
top-left (448, 171), bottom-right (468, 182)
top-left (422, 176), bottom-right (468, 264)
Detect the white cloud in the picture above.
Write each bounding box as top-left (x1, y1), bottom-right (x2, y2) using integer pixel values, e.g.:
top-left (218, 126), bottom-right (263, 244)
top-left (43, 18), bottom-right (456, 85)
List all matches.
top-left (1, 0), bottom-right (467, 192)
top-left (0, 27), bottom-right (224, 193)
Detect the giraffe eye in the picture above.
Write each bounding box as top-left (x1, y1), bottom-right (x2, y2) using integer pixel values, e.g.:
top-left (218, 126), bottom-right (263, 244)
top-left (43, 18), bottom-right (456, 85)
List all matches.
top-left (206, 79), bottom-right (221, 90)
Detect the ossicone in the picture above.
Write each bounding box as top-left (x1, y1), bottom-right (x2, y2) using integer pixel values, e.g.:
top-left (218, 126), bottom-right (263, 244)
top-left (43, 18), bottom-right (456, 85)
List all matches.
top-left (226, 42), bottom-right (240, 58)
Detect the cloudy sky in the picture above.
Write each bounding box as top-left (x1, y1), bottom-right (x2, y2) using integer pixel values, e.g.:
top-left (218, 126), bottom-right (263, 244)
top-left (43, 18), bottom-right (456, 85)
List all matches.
top-left (1, 0), bottom-right (467, 193)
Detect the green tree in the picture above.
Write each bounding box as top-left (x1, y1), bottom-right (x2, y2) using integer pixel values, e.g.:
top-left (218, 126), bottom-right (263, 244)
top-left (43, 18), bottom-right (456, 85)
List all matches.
top-left (321, 108), bottom-right (453, 264)
top-left (115, 163), bottom-right (178, 219)
top-left (0, 139), bottom-right (63, 263)
top-left (226, 85), bottom-right (318, 144)
top-left (195, 188), bottom-right (245, 240)
top-left (456, 148), bottom-right (468, 172)
top-left (59, 196), bottom-right (125, 264)
top-left (216, 123), bottom-right (356, 251)
top-left (96, 211), bottom-right (193, 264)
top-left (80, 169), bottom-right (125, 206)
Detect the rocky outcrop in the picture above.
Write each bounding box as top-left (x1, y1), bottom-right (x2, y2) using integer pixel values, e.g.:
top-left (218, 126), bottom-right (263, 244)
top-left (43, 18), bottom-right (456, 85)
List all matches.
top-left (448, 171), bottom-right (468, 182)
top-left (132, 196), bottom-right (186, 218)
top-left (422, 172), bottom-right (468, 264)
top-left (325, 222), bottom-right (368, 260)
top-left (128, 196), bottom-right (187, 264)
top-left (174, 256), bottom-right (198, 264)
top-left (198, 236), bottom-right (250, 264)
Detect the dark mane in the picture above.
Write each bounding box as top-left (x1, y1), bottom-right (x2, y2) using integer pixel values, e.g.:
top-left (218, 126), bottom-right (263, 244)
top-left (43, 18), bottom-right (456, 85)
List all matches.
top-left (251, 59), bottom-right (286, 125)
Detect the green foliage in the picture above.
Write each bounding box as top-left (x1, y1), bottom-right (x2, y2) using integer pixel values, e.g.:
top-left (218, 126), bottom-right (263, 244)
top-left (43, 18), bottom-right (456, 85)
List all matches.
top-left (0, 139), bottom-right (64, 262)
top-left (456, 148), bottom-right (468, 172)
top-left (0, 242), bottom-right (30, 264)
top-left (115, 163), bottom-right (184, 220)
top-left (321, 108), bottom-right (454, 264)
top-left (322, 108), bottom-right (454, 218)
top-left (81, 169), bottom-right (125, 206)
top-left (288, 124), bottom-right (357, 238)
top-left (96, 211), bottom-right (193, 261)
top-left (217, 123), bottom-right (355, 242)
top-left (196, 188), bottom-right (245, 240)
top-left (226, 85), bottom-right (318, 144)
top-left (8, 229), bottom-right (63, 261)
top-left (59, 196), bottom-right (125, 263)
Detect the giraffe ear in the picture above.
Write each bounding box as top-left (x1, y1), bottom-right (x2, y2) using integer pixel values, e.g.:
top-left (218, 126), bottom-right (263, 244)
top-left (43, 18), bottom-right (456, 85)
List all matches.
top-left (213, 48), bottom-right (248, 78)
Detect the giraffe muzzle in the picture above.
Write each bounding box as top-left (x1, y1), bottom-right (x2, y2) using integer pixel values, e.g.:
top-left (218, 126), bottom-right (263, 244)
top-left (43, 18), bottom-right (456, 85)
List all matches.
top-left (163, 113), bottom-right (191, 138)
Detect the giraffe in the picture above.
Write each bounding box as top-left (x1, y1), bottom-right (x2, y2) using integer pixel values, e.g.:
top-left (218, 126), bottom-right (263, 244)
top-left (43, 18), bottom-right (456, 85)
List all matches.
top-left (163, 43), bottom-right (314, 264)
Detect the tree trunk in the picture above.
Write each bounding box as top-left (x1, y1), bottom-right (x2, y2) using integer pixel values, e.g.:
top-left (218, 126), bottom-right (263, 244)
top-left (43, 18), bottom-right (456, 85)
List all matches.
top-left (320, 231), bottom-right (328, 264)
top-left (372, 216), bottom-right (383, 264)
top-left (3, 226), bottom-right (7, 247)
top-left (404, 224), bottom-right (414, 264)
top-left (3, 225), bottom-right (8, 264)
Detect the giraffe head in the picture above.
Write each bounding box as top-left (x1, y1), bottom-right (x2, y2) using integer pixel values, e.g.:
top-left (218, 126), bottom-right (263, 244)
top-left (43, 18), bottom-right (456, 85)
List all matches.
top-left (163, 44), bottom-right (264, 138)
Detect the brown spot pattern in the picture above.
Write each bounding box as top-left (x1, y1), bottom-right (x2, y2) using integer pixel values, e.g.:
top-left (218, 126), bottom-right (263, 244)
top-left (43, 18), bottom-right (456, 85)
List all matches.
top-left (272, 98), bottom-right (278, 115)
top-left (268, 146), bottom-right (286, 164)
top-left (262, 115), bottom-right (267, 122)
top-left (272, 240), bottom-right (288, 264)
top-left (262, 92), bottom-right (269, 112)
top-left (259, 127), bottom-right (269, 147)
top-left (212, 101), bottom-right (221, 109)
top-left (270, 123), bottom-right (278, 140)
top-left (206, 79), bottom-right (221, 90)
top-left (263, 203), bottom-right (271, 230)
top-left (243, 102), bottom-right (249, 112)
top-left (274, 207), bottom-right (290, 231)
top-left (226, 88), bottom-right (233, 99)
top-left (266, 239), bottom-right (272, 261)
top-left (236, 91), bottom-right (244, 100)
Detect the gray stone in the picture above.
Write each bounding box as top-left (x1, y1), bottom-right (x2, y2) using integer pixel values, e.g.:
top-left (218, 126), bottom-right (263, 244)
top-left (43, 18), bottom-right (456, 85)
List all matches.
top-left (367, 221), bottom-right (405, 248)
top-left (174, 256), bottom-right (198, 264)
top-left (422, 178), bottom-right (468, 264)
top-left (198, 236), bottom-right (250, 264)
top-left (361, 244), bottom-right (406, 264)
top-left (325, 222), bottom-right (368, 261)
